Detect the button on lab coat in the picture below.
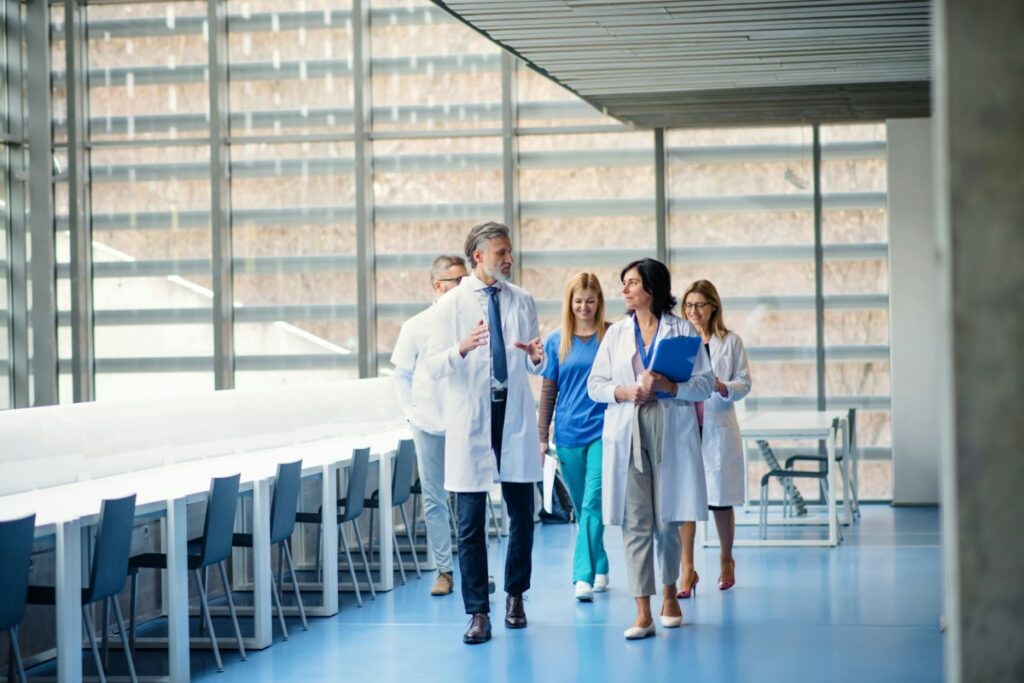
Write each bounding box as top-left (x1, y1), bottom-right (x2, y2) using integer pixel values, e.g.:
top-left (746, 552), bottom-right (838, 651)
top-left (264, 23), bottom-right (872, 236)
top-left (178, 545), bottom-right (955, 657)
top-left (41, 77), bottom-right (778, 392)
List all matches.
top-left (423, 276), bottom-right (546, 493)
top-left (588, 313), bottom-right (715, 526)
top-left (701, 332), bottom-right (752, 507)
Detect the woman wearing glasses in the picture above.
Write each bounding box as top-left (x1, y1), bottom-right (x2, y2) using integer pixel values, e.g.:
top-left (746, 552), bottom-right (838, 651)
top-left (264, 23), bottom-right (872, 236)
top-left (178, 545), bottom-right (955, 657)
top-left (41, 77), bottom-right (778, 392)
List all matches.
top-left (677, 280), bottom-right (751, 597)
top-left (538, 273), bottom-right (612, 602)
top-left (588, 259), bottom-right (715, 639)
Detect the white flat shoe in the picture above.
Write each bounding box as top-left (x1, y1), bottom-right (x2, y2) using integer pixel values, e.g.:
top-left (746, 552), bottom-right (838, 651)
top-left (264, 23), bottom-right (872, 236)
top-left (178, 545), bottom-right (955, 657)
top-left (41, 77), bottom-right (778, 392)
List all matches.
top-left (660, 613), bottom-right (683, 628)
top-left (593, 574), bottom-right (609, 592)
top-left (624, 623), bottom-right (656, 640)
top-left (574, 581), bottom-right (594, 602)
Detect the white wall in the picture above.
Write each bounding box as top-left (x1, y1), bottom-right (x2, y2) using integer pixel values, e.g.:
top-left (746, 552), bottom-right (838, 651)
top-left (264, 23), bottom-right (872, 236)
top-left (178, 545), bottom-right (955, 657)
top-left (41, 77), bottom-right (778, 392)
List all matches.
top-left (887, 118), bottom-right (941, 505)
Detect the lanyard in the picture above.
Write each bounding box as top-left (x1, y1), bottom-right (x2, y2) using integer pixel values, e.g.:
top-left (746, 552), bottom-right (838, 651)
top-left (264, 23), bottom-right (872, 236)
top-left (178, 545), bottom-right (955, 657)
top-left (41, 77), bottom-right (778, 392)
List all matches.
top-left (633, 316), bottom-right (659, 369)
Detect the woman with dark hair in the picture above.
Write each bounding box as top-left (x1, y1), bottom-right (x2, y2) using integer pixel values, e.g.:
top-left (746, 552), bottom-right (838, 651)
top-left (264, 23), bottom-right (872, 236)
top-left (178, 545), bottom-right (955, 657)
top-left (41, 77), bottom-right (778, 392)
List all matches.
top-left (676, 279), bottom-right (751, 598)
top-left (588, 258), bottom-right (715, 639)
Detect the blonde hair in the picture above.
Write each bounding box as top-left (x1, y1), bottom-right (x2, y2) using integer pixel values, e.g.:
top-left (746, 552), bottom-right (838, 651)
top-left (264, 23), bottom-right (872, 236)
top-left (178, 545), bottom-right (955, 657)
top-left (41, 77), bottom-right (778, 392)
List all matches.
top-left (559, 273), bottom-right (607, 362)
top-left (682, 279), bottom-right (730, 339)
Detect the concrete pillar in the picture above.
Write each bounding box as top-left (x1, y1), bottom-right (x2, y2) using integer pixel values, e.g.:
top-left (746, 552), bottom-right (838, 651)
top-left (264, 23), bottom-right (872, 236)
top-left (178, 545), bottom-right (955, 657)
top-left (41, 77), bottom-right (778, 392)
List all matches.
top-left (933, 1), bottom-right (1024, 680)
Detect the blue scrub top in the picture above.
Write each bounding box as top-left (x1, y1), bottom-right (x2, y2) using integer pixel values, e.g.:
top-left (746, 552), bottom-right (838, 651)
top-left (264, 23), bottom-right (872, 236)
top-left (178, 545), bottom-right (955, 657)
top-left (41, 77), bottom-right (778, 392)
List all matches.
top-left (542, 329), bottom-right (606, 448)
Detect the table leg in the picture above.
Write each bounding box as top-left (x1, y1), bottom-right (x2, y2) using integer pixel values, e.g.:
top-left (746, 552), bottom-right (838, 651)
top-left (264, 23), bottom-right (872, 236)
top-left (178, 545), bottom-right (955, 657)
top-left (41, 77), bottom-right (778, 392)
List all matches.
top-left (165, 497), bottom-right (190, 683)
top-left (376, 451), bottom-right (394, 592)
top-left (319, 463), bottom-right (339, 615)
top-left (827, 425), bottom-right (839, 546)
top-left (55, 519), bottom-right (82, 683)
top-left (251, 479), bottom-right (272, 648)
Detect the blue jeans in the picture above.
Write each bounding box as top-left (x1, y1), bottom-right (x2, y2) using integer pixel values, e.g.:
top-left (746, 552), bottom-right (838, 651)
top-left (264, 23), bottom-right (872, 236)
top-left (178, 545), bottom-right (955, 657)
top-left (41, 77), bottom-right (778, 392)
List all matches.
top-left (558, 439), bottom-right (609, 584)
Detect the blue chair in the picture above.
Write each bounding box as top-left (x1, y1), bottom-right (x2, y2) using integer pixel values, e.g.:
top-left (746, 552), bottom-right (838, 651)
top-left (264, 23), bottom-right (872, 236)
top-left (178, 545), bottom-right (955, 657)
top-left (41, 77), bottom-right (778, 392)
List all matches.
top-left (366, 439), bottom-right (422, 584)
top-left (27, 495), bottom-right (139, 683)
top-left (232, 460), bottom-right (308, 639)
top-left (129, 475), bottom-right (245, 672)
top-left (1, 514), bottom-right (36, 683)
top-left (296, 448), bottom-right (375, 606)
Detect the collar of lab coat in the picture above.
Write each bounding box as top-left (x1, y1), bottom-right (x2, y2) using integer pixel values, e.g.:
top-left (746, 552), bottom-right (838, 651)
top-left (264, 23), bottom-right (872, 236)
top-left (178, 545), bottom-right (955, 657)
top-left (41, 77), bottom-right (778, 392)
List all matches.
top-left (462, 273), bottom-right (511, 328)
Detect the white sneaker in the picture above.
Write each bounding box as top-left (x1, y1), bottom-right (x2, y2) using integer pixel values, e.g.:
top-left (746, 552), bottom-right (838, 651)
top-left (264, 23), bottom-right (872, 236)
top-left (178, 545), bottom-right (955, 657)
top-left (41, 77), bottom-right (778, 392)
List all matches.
top-left (593, 574), bottom-right (609, 593)
top-left (574, 581), bottom-right (594, 602)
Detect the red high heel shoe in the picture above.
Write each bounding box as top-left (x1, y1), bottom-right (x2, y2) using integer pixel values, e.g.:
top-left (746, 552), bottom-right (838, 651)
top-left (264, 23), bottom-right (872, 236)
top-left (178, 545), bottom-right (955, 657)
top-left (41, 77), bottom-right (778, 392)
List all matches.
top-left (676, 572), bottom-right (699, 599)
top-left (718, 560), bottom-right (736, 591)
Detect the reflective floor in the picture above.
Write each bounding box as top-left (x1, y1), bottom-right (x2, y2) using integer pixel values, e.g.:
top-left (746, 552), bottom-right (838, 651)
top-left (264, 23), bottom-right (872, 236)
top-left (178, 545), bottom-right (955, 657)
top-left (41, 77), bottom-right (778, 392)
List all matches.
top-left (28, 505), bottom-right (945, 682)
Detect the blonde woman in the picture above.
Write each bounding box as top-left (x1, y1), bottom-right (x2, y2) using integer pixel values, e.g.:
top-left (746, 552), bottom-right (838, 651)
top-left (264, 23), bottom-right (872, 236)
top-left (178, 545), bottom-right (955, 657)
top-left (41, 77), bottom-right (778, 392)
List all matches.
top-left (538, 273), bottom-right (611, 602)
top-left (677, 280), bottom-right (751, 597)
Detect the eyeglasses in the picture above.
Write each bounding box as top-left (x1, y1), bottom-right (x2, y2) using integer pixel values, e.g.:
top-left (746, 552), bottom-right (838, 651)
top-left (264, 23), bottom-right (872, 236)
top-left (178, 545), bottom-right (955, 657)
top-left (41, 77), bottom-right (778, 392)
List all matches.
top-left (684, 302), bottom-right (712, 310)
top-left (436, 276), bottom-right (465, 285)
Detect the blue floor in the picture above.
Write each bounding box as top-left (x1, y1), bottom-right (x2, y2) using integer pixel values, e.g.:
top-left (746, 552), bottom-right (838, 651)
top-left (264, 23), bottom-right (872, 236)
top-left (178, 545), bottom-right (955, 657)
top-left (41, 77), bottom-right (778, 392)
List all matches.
top-left (31, 505), bottom-right (945, 682)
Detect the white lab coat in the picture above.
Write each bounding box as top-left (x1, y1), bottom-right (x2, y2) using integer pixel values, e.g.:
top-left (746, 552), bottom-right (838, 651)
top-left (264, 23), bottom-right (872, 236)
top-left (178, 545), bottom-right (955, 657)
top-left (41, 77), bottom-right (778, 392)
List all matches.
top-left (588, 313), bottom-right (715, 526)
top-left (701, 332), bottom-right (752, 507)
top-left (423, 275), bottom-right (546, 493)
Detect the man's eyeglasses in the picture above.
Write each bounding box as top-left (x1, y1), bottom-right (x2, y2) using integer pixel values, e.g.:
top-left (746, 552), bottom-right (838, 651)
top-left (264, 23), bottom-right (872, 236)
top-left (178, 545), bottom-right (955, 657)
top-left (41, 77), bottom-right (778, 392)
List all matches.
top-left (684, 302), bottom-right (712, 310)
top-left (436, 276), bottom-right (465, 285)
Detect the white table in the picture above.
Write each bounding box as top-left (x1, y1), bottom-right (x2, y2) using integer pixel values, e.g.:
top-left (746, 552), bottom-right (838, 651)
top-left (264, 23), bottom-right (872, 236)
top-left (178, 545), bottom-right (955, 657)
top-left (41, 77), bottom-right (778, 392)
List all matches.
top-left (706, 410), bottom-right (849, 547)
top-left (0, 426), bottom-right (408, 683)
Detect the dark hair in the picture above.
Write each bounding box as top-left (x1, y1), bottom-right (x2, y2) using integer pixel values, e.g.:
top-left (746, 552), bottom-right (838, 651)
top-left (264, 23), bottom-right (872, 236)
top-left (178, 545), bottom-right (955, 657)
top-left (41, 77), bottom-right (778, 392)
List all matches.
top-left (620, 258), bottom-right (676, 316)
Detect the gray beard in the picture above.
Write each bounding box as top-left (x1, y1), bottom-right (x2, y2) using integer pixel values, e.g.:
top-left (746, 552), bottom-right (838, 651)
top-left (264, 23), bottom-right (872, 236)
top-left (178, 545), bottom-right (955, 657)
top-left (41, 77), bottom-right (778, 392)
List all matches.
top-left (483, 263), bottom-right (511, 283)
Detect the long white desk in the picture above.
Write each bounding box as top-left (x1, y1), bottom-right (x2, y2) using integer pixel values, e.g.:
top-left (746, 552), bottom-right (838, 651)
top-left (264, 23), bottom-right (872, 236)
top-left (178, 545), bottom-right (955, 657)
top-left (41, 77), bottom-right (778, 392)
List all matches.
top-left (0, 427), bottom-right (407, 683)
top-left (712, 410), bottom-right (849, 547)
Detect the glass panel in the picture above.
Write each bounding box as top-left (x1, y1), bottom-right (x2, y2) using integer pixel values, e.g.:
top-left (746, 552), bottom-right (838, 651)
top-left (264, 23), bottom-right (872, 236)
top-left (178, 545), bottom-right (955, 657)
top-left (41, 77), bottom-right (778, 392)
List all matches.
top-left (373, 136), bottom-right (502, 361)
top-left (227, 0), bottom-right (355, 138)
top-left (0, 1), bottom-right (8, 409)
top-left (90, 144), bottom-right (213, 399)
top-left (667, 126), bottom-right (816, 411)
top-left (518, 131), bottom-right (655, 337)
top-left (370, 0), bottom-right (502, 132)
top-left (822, 122), bottom-right (891, 499)
top-left (86, 2), bottom-right (210, 142)
top-left (231, 140), bottom-right (358, 388)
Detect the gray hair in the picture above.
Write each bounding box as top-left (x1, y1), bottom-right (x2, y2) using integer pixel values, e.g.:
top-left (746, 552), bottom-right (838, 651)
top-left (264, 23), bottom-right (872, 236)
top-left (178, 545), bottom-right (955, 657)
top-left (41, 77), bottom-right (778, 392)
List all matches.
top-left (463, 221), bottom-right (511, 266)
top-left (430, 254), bottom-right (466, 284)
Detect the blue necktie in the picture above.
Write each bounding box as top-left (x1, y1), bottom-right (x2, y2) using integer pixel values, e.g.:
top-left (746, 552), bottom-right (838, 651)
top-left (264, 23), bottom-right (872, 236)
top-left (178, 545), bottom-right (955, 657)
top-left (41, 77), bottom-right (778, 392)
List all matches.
top-left (484, 286), bottom-right (508, 384)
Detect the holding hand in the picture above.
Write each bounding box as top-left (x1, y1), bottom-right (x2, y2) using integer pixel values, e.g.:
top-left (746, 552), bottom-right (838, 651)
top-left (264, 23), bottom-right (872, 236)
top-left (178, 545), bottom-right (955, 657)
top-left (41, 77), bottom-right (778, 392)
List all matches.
top-left (642, 370), bottom-right (677, 397)
top-left (616, 384), bottom-right (656, 405)
top-left (715, 377), bottom-right (728, 398)
top-left (514, 337), bottom-right (545, 365)
top-left (458, 320), bottom-right (489, 357)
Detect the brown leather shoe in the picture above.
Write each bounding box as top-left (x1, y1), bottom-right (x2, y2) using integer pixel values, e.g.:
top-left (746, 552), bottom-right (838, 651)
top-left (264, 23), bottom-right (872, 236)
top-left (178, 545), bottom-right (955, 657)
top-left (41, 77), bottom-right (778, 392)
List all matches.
top-left (463, 613), bottom-right (491, 644)
top-left (504, 594), bottom-right (527, 629)
top-left (431, 572), bottom-right (454, 596)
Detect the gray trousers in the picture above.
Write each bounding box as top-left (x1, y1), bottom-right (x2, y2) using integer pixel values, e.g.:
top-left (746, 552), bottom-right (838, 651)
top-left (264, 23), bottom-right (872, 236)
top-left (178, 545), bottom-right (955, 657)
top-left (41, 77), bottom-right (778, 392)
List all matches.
top-left (410, 426), bottom-right (454, 573)
top-left (622, 402), bottom-right (682, 597)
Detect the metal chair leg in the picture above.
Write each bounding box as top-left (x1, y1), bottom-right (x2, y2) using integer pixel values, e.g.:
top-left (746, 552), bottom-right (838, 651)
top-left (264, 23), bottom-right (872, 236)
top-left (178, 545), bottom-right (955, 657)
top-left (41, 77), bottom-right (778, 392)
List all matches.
top-left (277, 544), bottom-right (285, 597)
top-left (110, 595), bottom-right (139, 683)
top-left (82, 605), bottom-right (108, 683)
top-left (129, 573), bottom-right (138, 656)
top-left (193, 569), bottom-right (223, 672)
top-left (392, 527), bottom-right (407, 585)
top-left (759, 484), bottom-right (769, 540)
top-left (351, 522), bottom-right (376, 599)
top-left (269, 565), bottom-right (289, 641)
top-left (101, 595), bottom-right (110, 668)
top-left (399, 504), bottom-right (422, 579)
top-left (367, 509), bottom-right (375, 561)
top-left (339, 524), bottom-right (363, 607)
top-left (217, 561), bottom-right (247, 660)
top-left (282, 540), bottom-right (308, 630)
top-left (9, 625), bottom-right (27, 683)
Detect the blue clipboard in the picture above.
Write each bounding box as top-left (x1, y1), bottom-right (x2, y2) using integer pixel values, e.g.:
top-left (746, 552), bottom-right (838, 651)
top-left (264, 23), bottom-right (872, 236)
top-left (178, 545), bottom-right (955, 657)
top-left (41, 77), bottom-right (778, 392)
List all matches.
top-left (650, 335), bottom-right (702, 385)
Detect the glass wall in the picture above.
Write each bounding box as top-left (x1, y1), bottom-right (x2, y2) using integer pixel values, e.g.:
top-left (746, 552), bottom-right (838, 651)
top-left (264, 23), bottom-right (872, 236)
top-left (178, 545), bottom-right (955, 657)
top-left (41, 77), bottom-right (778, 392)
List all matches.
top-left (0, 0), bottom-right (9, 410)
top-left (821, 123), bottom-right (891, 499)
top-left (227, 1), bottom-right (359, 387)
top-left (370, 0), bottom-right (503, 368)
top-left (10, 0), bottom-right (895, 496)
